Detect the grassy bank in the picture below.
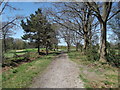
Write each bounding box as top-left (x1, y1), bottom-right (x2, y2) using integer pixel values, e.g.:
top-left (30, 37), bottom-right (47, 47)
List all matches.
top-left (2, 53), bottom-right (57, 88)
top-left (68, 51), bottom-right (118, 88)
top-left (4, 48), bottom-right (41, 58)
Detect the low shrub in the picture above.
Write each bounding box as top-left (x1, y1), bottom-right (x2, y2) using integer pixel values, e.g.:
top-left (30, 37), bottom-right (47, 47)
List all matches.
top-left (24, 52), bottom-right (30, 61)
top-left (84, 46), bottom-right (99, 61)
top-left (107, 48), bottom-right (120, 67)
top-left (2, 52), bottom-right (41, 67)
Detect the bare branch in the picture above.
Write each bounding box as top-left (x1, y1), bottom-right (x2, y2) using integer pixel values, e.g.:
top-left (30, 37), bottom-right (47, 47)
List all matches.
top-left (1, 16), bottom-right (24, 30)
top-left (107, 10), bottom-right (120, 21)
top-left (0, 0), bottom-right (4, 6)
top-left (53, 19), bottom-right (83, 37)
top-left (0, 2), bottom-right (8, 15)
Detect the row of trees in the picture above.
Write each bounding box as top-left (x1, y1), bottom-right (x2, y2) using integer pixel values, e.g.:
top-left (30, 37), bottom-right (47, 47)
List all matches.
top-left (45, 2), bottom-right (120, 62)
top-left (1, 37), bottom-right (35, 50)
top-left (1, 1), bottom-right (120, 64)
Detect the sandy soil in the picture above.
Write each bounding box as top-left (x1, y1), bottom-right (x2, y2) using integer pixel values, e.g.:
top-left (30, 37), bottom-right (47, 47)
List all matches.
top-left (30, 53), bottom-right (84, 88)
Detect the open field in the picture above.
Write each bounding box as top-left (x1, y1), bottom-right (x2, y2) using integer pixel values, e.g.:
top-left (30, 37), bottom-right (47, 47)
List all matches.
top-left (4, 47), bottom-right (67, 58)
top-left (68, 51), bottom-right (119, 88)
top-left (4, 48), bottom-right (38, 58)
top-left (3, 48), bottom-right (60, 67)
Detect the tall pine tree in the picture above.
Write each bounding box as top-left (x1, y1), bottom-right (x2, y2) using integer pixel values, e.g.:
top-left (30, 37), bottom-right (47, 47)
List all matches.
top-left (21, 8), bottom-right (55, 55)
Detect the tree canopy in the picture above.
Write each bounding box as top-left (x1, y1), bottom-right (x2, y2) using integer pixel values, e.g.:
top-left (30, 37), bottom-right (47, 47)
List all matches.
top-left (21, 8), bottom-right (57, 55)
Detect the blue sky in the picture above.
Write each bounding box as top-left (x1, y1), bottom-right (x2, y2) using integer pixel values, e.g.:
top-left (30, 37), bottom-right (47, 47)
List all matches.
top-left (3, 2), bottom-right (67, 46)
top-left (3, 2), bottom-right (51, 38)
top-left (2, 2), bottom-right (117, 45)
top-left (3, 2), bottom-right (53, 21)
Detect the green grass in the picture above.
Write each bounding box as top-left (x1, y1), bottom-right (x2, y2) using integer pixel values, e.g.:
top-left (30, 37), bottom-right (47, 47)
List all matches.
top-left (4, 48), bottom-right (45, 58)
top-left (4, 48), bottom-right (36, 57)
top-left (68, 51), bottom-right (118, 88)
top-left (2, 53), bottom-right (56, 88)
top-left (58, 46), bottom-right (76, 52)
top-left (4, 53), bottom-right (14, 58)
top-left (79, 74), bottom-right (91, 88)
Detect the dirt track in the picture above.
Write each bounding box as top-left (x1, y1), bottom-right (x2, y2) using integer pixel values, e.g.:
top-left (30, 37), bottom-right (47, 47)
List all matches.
top-left (30, 53), bottom-right (84, 88)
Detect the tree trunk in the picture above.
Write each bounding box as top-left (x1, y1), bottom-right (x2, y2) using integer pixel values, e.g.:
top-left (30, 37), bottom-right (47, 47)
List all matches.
top-left (37, 44), bottom-right (40, 55)
top-left (99, 2), bottom-right (112, 62)
top-left (83, 32), bottom-right (89, 50)
top-left (56, 45), bottom-right (58, 51)
top-left (89, 25), bottom-right (92, 47)
top-left (76, 43), bottom-right (79, 51)
top-left (3, 36), bottom-right (7, 53)
top-left (46, 45), bottom-right (48, 55)
top-left (83, 24), bottom-right (89, 50)
top-left (67, 43), bottom-right (70, 52)
top-left (99, 22), bottom-right (107, 62)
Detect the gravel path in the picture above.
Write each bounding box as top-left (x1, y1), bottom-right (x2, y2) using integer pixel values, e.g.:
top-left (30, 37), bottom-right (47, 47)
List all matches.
top-left (30, 53), bottom-right (84, 88)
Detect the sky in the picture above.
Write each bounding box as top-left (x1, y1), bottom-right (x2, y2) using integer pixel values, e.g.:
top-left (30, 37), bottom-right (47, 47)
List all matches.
top-left (3, 2), bottom-right (67, 46)
top-left (2, 2), bottom-right (118, 45)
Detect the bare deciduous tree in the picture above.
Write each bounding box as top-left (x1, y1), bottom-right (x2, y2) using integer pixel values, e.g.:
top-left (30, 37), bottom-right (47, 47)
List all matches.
top-left (47, 2), bottom-right (97, 51)
top-left (58, 25), bottom-right (73, 52)
top-left (87, 2), bottom-right (120, 62)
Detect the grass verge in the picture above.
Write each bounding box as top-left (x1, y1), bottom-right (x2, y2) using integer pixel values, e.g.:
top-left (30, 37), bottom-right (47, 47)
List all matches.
top-left (68, 51), bottom-right (118, 88)
top-left (4, 48), bottom-right (38, 58)
top-left (2, 53), bottom-right (56, 88)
